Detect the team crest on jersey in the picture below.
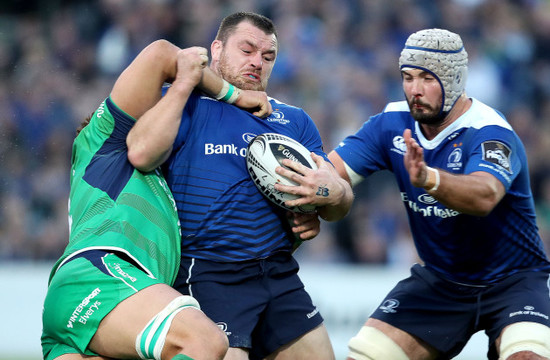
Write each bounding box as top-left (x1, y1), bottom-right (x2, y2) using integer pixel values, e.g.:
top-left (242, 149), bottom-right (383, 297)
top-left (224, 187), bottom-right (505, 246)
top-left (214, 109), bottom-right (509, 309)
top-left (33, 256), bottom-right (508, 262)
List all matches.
top-left (447, 147), bottom-right (463, 171)
top-left (266, 110), bottom-right (290, 124)
top-left (391, 135), bottom-right (406, 155)
top-left (242, 133), bottom-right (257, 143)
top-left (481, 141), bottom-right (512, 173)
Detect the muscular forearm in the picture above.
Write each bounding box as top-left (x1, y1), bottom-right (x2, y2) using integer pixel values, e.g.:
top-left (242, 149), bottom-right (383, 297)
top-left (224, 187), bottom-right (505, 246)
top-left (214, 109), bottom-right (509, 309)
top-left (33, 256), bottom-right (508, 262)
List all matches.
top-left (198, 67), bottom-right (239, 102)
top-left (199, 67), bottom-right (272, 118)
top-left (127, 81), bottom-right (195, 172)
top-left (317, 178), bottom-right (354, 221)
top-left (425, 170), bottom-right (505, 216)
top-left (126, 44), bottom-right (208, 172)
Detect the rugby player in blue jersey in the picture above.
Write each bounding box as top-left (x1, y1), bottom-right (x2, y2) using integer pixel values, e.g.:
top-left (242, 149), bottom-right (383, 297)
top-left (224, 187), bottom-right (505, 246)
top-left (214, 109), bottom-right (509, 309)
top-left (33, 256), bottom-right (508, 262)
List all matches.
top-left (127, 11), bottom-right (354, 360)
top-left (42, 39), bottom-right (273, 360)
top-left (328, 28), bottom-right (550, 360)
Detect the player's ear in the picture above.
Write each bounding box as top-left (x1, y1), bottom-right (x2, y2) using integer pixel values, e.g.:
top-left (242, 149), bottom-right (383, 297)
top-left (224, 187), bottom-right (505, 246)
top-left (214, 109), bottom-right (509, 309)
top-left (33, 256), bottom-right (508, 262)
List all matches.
top-left (211, 40), bottom-right (222, 62)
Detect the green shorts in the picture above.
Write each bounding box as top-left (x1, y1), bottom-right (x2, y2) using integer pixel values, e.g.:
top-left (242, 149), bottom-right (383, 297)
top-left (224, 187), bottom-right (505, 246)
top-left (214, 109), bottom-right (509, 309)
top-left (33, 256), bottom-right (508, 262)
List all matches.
top-left (41, 250), bottom-right (161, 360)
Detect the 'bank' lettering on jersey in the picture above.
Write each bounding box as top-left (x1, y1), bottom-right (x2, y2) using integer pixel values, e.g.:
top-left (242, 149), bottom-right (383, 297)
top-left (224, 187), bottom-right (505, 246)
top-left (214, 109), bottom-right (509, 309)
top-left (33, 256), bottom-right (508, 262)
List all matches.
top-left (163, 90), bottom-right (327, 262)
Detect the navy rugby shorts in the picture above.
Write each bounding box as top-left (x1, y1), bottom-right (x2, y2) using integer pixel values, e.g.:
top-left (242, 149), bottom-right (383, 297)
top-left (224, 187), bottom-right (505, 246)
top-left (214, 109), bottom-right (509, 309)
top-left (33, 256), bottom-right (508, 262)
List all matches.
top-left (174, 253), bottom-right (324, 359)
top-left (369, 263), bottom-right (550, 359)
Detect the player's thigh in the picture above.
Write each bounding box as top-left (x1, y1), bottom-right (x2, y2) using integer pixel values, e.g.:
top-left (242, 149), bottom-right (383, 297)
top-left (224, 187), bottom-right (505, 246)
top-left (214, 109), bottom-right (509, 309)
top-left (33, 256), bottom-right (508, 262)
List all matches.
top-left (365, 318), bottom-right (439, 360)
top-left (267, 324), bottom-right (334, 360)
top-left (89, 283), bottom-right (194, 356)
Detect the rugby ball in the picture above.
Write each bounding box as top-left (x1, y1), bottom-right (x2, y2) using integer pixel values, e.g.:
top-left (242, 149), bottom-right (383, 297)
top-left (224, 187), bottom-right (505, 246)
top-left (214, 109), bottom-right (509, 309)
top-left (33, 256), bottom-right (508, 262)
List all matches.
top-left (246, 133), bottom-right (318, 213)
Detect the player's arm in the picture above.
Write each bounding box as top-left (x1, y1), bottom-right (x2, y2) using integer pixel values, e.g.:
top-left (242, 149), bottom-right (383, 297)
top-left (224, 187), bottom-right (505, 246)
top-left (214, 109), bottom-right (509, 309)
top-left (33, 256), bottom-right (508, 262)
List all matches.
top-left (125, 42), bottom-right (272, 172)
top-left (403, 129), bottom-right (505, 216)
top-left (125, 42), bottom-right (208, 172)
top-left (275, 153), bottom-right (354, 221)
top-left (328, 150), bottom-right (352, 184)
top-left (199, 68), bottom-right (272, 118)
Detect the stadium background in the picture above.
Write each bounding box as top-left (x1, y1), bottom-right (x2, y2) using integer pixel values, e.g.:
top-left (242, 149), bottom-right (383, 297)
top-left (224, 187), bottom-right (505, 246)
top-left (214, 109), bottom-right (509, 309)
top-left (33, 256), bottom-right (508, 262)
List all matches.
top-left (1, 0), bottom-right (550, 358)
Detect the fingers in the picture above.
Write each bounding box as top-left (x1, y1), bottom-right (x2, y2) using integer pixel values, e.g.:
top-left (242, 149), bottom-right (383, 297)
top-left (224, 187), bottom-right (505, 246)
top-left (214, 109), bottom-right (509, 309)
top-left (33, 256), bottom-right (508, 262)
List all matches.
top-left (235, 90), bottom-right (272, 117)
top-left (403, 128), bottom-right (412, 142)
top-left (174, 47), bottom-right (210, 87)
top-left (290, 213), bottom-right (320, 240)
top-left (252, 99), bottom-right (273, 118)
top-left (297, 227), bottom-right (319, 240)
top-left (402, 128), bottom-right (430, 187)
top-left (310, 152), bottom-right (326, 169)
top-left (276, 163), bottom-right (305, 181)
top-left (199, 53), bottom-right (208, 67)
top-left (403, 128), bottom-right (423, 161)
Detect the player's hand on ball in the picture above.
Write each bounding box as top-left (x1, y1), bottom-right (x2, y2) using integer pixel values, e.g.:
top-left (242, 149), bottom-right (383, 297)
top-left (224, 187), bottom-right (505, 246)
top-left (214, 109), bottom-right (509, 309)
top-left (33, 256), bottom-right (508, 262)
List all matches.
top-left (275, 153), bottom-right (345, 209)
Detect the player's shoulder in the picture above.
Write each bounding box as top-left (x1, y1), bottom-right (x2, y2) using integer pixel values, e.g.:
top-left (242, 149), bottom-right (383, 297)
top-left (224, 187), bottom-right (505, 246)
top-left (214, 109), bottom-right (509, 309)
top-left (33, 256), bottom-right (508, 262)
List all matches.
top-left (382, 100), bottom-right (410, 114)
top-left (268, 96), bottom-right (305, 112)
top-left (265, 96), bottom-right (313, 124)
top-left (464, 98), bottom-right (512, 131)
top-left (365, 101), bottom-right (412, 130)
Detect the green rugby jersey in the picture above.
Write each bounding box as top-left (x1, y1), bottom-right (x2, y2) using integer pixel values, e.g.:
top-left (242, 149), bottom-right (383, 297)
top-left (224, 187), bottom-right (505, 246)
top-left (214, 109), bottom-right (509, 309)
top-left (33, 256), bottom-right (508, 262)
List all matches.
top-left (49, 96), bottom-right (181, 286)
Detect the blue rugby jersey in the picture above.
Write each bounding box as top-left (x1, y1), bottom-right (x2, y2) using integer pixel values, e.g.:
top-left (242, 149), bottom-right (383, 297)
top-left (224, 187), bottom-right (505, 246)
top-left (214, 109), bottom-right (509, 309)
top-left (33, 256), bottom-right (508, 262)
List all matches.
top-left (335, 98), bottom-right (550, 284)
top-left (163, 89), bottom-right (327, 262)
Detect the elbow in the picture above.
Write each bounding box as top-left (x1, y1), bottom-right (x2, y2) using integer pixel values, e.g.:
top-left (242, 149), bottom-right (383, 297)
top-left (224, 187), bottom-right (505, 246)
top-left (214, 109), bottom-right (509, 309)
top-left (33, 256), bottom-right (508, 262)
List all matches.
top-left (468, 191), bottom-right (501, 217)
top-left (126, 130), bottom-right (170, 172)
top-left (127, 143), bottom-right (170, 173)
top-left (469, 204), bottom-right (494, 217)
top-left (127, 147), bottom-right (156, 173)
top-left (474, 199), bottom-right (499, 217)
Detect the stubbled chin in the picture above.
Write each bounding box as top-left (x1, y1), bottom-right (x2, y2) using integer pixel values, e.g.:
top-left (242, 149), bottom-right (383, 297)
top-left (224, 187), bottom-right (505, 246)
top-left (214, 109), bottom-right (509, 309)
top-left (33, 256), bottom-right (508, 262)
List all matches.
top-left (240, 79), bottom-right (265, 92)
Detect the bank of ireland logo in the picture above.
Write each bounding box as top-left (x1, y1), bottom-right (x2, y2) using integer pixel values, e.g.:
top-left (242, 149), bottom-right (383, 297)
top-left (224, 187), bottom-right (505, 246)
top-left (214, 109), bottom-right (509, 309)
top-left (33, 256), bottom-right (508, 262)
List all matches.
top-left (379, 299), bottom-right (400, 313)
top-left (447, 147), bottom-right (462, 170)
top-left (392, 136), bottom-right (406, 155)
top-left (418, 193), bottom-right (437, 205)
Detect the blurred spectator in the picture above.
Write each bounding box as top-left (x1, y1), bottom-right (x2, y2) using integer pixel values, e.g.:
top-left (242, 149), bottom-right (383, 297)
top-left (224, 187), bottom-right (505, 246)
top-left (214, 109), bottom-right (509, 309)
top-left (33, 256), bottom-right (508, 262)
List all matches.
top-left (1, 0), bottom-right (549, 265)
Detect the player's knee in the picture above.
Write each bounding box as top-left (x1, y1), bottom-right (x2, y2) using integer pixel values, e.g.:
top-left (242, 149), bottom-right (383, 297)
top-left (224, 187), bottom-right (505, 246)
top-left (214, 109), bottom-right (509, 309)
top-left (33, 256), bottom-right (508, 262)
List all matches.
top-left (498, 322), bottom-right (550, 360)
top-left (347, 326), bottom-right (409, 360)
top-left (135, 295), bottom-right (226, 360)
top-left (164, 301), bottom-right (228, 359)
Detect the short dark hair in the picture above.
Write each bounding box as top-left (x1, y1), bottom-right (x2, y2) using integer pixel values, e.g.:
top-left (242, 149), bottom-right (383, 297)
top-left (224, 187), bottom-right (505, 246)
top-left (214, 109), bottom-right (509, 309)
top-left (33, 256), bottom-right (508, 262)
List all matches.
top-left (76, 112), bottom-right (93, 136)
top-left (215, 12), bottom-right (278, 44)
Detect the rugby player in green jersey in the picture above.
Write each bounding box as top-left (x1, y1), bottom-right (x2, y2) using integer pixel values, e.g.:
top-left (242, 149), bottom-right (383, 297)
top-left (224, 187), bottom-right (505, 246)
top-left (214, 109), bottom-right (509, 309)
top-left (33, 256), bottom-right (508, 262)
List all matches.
top-left (41, 40), bottom-right (272, 360)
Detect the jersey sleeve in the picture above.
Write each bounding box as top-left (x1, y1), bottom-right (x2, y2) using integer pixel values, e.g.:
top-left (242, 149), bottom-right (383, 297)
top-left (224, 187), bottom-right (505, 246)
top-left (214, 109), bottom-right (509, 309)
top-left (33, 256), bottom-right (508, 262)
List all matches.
top-left (334, 113), bottom-right (390, 177)
top-left (464, 125), bottom-right (523, 190)
top-left (172, 90), bottom-right (200, 150)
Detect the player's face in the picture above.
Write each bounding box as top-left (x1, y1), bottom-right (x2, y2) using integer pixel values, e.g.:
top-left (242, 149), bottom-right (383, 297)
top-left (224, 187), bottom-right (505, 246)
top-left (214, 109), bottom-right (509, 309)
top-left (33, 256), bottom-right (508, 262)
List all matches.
top-left (212, 21), bottom-right (277, 92)
top-left (402, 69), bottom-right (443, 125)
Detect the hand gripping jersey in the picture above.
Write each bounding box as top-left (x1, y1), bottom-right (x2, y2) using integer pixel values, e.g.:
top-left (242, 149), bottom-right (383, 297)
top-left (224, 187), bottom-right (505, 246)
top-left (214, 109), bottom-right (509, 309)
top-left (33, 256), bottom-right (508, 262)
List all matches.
top-left (49, 97), bottom-right (181, 286)
top-left (163, 90), bottom-right (327, 262)
top-left (335, 98), bottom-right (550, 284)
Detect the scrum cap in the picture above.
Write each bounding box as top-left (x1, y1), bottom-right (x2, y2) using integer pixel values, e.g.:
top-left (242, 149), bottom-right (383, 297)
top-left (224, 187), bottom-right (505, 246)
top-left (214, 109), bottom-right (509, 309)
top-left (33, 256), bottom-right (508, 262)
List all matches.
top-left (399, 28), bottom-right (468, 113)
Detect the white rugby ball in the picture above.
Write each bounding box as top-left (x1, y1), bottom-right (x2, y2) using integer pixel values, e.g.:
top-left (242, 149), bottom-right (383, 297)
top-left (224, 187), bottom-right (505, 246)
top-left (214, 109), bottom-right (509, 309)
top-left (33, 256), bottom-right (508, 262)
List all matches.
top-left (247, 133), bottom-right (318, 214)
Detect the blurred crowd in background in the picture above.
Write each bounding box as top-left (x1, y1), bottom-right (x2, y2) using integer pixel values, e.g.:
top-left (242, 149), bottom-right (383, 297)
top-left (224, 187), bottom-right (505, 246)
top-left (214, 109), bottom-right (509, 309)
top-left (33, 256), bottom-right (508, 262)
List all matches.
top-left (2, 0), bottom-right (550, 266)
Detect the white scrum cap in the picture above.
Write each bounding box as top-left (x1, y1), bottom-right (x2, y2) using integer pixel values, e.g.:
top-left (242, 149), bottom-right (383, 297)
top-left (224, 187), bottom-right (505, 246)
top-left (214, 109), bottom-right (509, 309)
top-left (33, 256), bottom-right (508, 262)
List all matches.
top-left (399, 28), bottom-right (468, 113)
